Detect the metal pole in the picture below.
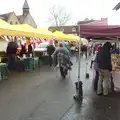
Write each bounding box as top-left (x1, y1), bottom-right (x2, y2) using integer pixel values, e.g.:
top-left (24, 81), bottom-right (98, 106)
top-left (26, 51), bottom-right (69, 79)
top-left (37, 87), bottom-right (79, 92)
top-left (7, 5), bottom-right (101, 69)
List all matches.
top-left (73, 24), bottom-right (83, 101)
top-left (78, 37), bottom-right (81, 82)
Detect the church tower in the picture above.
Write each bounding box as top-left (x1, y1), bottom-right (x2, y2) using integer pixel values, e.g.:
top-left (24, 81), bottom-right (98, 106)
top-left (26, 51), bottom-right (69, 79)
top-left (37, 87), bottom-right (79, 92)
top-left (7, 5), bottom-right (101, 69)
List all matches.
top-left (23, 0), bottom-right (29, 16)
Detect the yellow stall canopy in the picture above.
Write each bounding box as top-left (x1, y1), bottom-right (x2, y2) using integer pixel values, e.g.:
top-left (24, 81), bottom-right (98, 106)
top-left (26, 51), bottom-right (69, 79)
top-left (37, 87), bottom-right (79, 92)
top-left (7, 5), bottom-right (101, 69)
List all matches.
top-left (0, 19), bottom-right (22, 36)
top-left (0, 19), bottom-right (34, 37)
top-left (12, 25), bottom-right (56, 39)
top-left (68, 34), bottom-right (80, 42)
top-left (0, 19), bottom-right (81, 41)
top-left (54, 31), bottom-right (71, 41)
top-left (12, 24), bottom-right (40, 38)
top-left (36, 28), bottom-right (56, 39)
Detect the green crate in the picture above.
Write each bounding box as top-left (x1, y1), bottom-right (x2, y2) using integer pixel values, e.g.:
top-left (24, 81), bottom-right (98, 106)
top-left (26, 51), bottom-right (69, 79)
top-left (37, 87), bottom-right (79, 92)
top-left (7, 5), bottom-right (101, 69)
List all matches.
top-left (0, 64), bottom-right (9, 80)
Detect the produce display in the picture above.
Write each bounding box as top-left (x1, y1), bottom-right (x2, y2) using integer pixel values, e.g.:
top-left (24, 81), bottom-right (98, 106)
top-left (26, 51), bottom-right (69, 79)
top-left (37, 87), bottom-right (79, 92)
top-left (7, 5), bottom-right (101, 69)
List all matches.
top-left (112, 54), bottom-right (120, 71)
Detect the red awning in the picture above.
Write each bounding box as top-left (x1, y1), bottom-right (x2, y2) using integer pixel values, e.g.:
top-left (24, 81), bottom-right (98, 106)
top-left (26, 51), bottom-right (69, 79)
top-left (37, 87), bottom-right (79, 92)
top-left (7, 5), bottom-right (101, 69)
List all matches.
top-left (86, 18), bottom-right (108, 26)
top-left (80, 24), bottom-right (120, 40)
top-left (79, 18), bottom-right (120, 40)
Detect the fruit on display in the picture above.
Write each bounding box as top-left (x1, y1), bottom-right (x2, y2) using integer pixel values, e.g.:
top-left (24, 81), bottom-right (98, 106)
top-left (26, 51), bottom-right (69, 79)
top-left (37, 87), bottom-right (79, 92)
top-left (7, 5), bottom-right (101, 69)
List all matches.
top-left (112, 54), bottom-right (120, 71)
top-left (117, 61), bottom-right (120, 66)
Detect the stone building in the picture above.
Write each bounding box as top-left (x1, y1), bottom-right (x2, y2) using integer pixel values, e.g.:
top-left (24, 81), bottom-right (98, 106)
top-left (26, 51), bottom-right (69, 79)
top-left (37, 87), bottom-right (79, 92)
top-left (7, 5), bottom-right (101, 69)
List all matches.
top-left (0, 0), bottom-right (37, 51)
top-left (49, 25), bottom-right (79, 36)
top-left (0, 0), bottom-right (37, 28)
top-left (49, 18), bottom-right (107, 37)
top-left (0, 12), bottom-right (20, 25)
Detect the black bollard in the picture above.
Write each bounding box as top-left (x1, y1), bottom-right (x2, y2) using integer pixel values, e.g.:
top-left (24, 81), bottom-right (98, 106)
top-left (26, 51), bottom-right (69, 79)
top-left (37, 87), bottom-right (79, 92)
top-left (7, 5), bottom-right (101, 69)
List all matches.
top-left (86, 73), bottom-right (89, 79)
top-left (73, 81), bottom-right (83, 101)
top-left (85, 63), bottom-right (89, 79)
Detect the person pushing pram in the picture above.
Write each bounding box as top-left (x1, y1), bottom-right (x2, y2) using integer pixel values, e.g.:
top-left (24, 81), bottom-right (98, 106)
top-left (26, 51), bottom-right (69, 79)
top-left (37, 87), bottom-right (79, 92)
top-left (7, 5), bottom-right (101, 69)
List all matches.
top-left (52, 43), bottom-right (73, 78)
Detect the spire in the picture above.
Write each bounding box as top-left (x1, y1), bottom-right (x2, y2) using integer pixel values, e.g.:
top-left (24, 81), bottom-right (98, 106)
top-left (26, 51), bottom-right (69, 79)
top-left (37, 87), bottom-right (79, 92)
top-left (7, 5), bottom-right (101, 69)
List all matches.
top-left (23, 0), bottom-right (29, 16)
top-left (23, 0), bottom-right (29, 9)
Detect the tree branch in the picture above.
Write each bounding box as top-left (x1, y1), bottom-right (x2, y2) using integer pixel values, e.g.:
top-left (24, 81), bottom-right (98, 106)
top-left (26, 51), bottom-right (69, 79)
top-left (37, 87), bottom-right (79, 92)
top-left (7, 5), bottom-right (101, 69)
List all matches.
top-left (48, 5), bottom-right (71, 26)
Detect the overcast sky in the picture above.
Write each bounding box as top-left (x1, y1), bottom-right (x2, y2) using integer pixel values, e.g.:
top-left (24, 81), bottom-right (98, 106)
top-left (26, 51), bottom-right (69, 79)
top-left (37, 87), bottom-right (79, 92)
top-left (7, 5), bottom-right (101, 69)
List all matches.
top-left (0, 0), bottom-right (120, 27)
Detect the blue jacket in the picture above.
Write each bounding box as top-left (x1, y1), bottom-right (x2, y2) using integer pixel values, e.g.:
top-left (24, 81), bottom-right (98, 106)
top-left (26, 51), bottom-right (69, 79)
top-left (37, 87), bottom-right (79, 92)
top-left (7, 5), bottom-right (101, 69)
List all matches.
top-left (53, 47), bottom-right (72, 69)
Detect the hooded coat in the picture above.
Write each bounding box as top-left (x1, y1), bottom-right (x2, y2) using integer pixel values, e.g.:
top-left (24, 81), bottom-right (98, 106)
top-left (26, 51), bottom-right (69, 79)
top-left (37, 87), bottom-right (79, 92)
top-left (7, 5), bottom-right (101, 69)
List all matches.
top-left (97, 42), bottom-right (112, 71)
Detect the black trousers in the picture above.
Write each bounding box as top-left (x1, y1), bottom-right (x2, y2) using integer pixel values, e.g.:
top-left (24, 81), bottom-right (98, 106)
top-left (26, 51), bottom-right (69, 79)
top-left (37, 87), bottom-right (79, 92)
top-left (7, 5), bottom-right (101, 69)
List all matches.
top-left (8, 54), bottom-right (16, 70)
top-left (81, 51), bottom-right (87, 59)
top-left (94, 71), bottom-right (99, 91)
top-left (90, 60), bottom-right (94, 68)
top-left (60, 66), bottom-right (68, 77)
top-left (48, 55), bottom-right (52, 66)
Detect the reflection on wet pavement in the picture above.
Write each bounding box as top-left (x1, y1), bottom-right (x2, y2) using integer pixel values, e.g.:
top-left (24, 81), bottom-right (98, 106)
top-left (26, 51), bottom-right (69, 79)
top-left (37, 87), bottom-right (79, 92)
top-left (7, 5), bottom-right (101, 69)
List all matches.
top-left (61, 58), bottom-right (120, 120)
top-left (61, 91), bottom-right (120, 120)
top-left (0, 57), bottom-right (120, 120)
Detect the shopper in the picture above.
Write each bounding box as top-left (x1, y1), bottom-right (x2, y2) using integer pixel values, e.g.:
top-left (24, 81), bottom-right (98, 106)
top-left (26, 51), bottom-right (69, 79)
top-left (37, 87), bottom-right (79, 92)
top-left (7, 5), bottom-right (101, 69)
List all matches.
top-left (97, 42), bottom-right (112, 96)
top-left (6, 41), bottom-right (18, 70)
top-left (47, 41), bottom-right (55, 67)
top-left (20, 43), bottom-right (26, 57)
top-left (64, 42), bottom-right (71, 57)
top-left (93, 47), bottom-right (102, 91)
top-left (70, 44), bottom-right (75, 56)
top-left (52, 43), bottom-right (72, 78)
top-left (28, 43), bottom-right (33, 57)
top-left (81, 44), bottom-right (87, 59)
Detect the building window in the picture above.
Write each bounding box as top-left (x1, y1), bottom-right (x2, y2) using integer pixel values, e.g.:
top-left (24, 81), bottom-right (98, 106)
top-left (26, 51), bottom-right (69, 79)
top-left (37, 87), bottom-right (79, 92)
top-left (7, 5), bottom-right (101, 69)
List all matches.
top-left (16, 22), bottom-right (18, 24)
top-left (73, 33), bottom-right (77, 36)
top-left (10, 21), bottom-right (13, 25)
top-left (60, 28), bottom-right (64, 32)
top-left (72, 27), bottom-right (76, 32)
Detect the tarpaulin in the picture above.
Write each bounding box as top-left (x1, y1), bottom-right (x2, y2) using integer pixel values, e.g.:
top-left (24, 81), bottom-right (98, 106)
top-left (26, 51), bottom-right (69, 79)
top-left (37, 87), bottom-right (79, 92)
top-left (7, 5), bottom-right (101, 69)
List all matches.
top-left (80, 25), bottom-right (120, 39)
top-left (79, 18), bottom-right (120, 40)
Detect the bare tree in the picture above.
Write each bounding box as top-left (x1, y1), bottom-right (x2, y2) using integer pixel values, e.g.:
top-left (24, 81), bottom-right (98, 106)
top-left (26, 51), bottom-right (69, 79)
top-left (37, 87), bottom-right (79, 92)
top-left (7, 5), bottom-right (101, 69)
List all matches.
top-left (48, 5), bottom-right (71, 26)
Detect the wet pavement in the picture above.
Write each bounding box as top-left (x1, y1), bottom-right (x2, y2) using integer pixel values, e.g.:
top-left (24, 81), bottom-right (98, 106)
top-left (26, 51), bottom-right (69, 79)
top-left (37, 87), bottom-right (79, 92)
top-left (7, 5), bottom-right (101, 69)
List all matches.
top-left (0, 57), bottom-right (120, 120)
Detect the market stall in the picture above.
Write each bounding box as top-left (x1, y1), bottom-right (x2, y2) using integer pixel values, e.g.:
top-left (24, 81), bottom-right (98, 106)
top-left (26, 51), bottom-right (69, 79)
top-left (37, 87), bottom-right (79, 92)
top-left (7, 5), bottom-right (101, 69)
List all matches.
top-left (0, 18), bottom-right (80, 80)
top-left (80, 23), bottom-right (120, 89)
top-left (111, 54), bottom-right (120, 89)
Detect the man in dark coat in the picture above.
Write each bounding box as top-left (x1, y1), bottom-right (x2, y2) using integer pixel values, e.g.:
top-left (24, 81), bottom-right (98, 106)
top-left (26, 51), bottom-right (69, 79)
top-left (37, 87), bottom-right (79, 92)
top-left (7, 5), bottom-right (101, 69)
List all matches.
top-left (6, 41), bottom-right (18, 69)
top-left (28, 43), bottom-right (33, 57)
top-left (97, 42), bottom-right (112, 96)
top-left (47, 41), bottom-right (55, 67)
